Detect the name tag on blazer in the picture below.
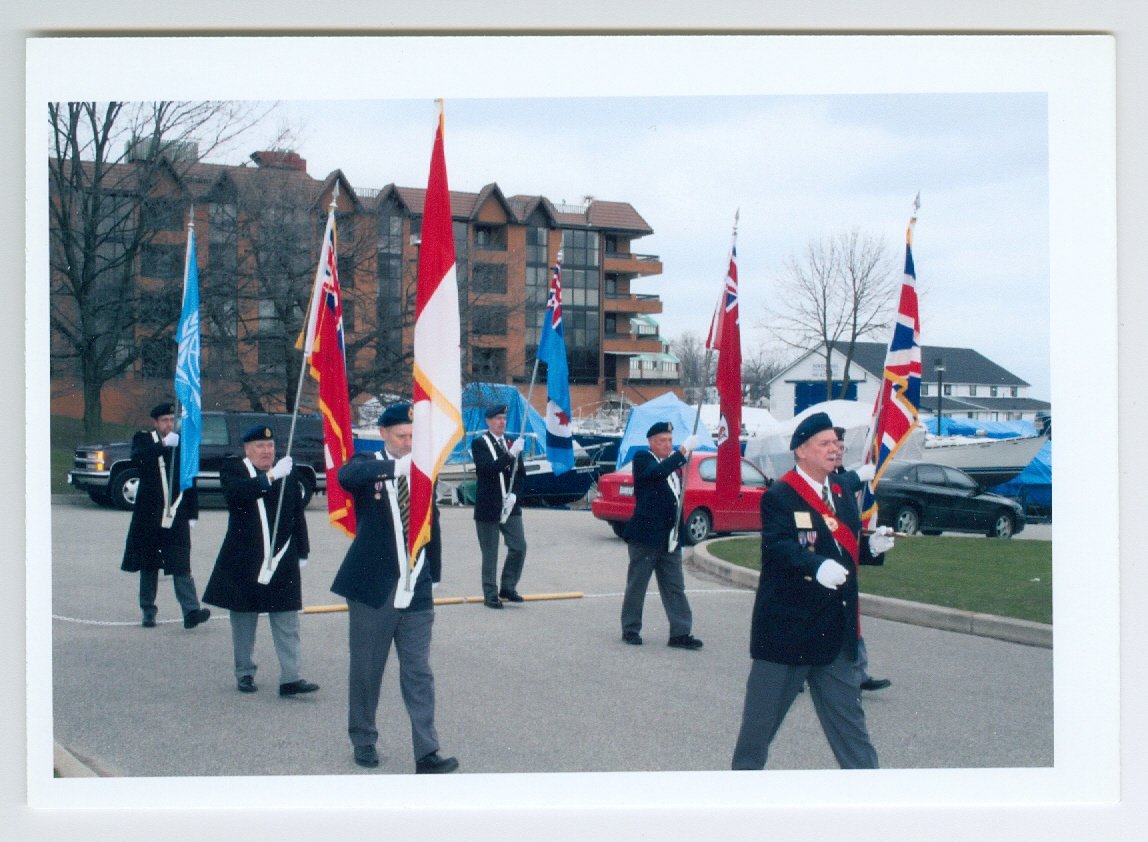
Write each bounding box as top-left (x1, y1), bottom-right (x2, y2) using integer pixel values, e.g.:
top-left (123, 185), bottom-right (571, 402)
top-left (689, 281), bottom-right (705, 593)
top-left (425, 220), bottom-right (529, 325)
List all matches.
top-left (794, 511), bottom-right (813, 529)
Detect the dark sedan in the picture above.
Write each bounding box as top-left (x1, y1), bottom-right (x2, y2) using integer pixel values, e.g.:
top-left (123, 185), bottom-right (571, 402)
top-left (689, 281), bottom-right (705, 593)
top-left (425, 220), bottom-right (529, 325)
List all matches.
top-left (875, 461), bottom-right (1026, 538)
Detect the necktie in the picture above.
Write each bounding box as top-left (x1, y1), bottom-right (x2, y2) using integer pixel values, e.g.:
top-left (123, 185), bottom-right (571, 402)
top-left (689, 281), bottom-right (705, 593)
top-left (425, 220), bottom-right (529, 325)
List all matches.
top-left (822, 482), bottom-right (835, 512)
top-left (396, 474), bottom-right (410, 540)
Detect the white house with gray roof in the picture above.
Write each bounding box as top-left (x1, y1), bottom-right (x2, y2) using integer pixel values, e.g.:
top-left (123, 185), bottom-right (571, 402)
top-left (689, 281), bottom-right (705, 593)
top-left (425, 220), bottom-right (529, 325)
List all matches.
top-left (767, 342), bottom-right (1051, 422)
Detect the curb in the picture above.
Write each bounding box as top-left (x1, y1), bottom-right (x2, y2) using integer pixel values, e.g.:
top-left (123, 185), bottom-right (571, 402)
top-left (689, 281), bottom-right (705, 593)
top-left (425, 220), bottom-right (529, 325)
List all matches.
top-left (691, 539), bottom-right (1052, 650)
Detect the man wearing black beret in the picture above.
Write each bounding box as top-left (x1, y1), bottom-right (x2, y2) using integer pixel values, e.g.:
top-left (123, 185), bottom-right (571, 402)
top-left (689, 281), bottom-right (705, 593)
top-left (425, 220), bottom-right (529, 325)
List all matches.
top-left (471, 404), bottom-right (528, 609)
top-left (203, 424), bottom-right (317, 697)
top-left (120, 401), bottom-right (210, 629)
top-left (330, 403), bottom-right (458, 773)
top-left (731, 411), bottom-right (887, 769)
top-left (619, 420), bottom-right (704, 649)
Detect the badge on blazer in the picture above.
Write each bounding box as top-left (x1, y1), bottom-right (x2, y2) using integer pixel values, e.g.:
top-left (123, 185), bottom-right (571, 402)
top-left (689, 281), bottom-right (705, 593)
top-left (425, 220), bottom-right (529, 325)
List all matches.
top-left (798, 530), bottom-right (819, 549)
top-left (794, 511), bottom-right (813, 529)
top-left (823, 515), bottom-right (839, 532)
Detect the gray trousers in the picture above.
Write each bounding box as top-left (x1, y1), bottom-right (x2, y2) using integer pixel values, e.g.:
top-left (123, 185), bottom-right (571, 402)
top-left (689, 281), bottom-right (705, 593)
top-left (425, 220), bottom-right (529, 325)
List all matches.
top-left (475, 515), bottom-right (527, 600)
top-left (347, 597), bottom-right (439, 761)
top-left (857, 635), bottom-right (872, 682)
top-left (731, 646), bottom-right (878, 770)
top-left (229, 610), bottom-right (301, 685)
top-left (139, 568), bottom-right (201, 621)
top-left (621, 541), bottom-right (693, 638)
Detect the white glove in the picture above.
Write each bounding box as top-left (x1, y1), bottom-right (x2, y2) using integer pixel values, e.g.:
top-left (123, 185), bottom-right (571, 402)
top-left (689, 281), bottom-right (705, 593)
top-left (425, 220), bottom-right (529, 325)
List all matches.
top-left (188, 519), bottom-right (197, 529)
top-left (162, 432), bottom-right (180, 447)
top-left (298, 557), bottom-right (308, 569)
top-left (393, 453), bottom-right (412, 478)
top-left (508, 438), bottom-right (525, 457)
top-left (852, 463), bottom-right (876, 483)
top-left (269, 456), bottom-right (294, 480)
top-left (815, 559), bottom-right (850, 590)
top-left (680, 434), bottom-right (701, 453)
top-left (869, 525), bottom-right (895, 555)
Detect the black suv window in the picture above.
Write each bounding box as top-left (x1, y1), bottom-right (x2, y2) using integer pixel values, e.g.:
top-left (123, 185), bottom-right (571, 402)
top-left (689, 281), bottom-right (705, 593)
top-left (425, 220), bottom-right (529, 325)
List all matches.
top-left (201, 415), bottom-right (230, 446)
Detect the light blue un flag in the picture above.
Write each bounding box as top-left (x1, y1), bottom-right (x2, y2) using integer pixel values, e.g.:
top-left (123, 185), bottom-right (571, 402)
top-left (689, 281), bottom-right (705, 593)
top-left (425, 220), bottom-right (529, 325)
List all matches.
top-left (174, 225), bottom-right (201, 492)
top-left (538, 256), bottom-right (574, 475)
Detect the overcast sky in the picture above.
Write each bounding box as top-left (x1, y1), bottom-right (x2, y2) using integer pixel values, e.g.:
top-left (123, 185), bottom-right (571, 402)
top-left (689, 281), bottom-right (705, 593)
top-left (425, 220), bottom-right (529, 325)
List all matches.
top-left (217, 92), bottom-right (1051, 398)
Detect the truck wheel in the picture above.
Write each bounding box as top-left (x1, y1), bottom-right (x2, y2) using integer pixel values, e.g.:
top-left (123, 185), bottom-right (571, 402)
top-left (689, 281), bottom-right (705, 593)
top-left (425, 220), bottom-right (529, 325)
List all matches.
top-left (87, 489), bottom-right (114, 507)
top-left (108, 468), bottom-right (140, 511)
top-left (298, 472), bottom-right (316, 508)
top-left (610, 521), bottom-right (627, 538)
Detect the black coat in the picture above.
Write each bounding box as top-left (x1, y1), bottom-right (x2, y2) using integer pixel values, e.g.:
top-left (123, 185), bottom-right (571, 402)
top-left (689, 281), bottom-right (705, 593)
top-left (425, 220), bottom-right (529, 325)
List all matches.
top-left (748, 472), bottom-right (882, 666)
top-left (202, 456), bottom-right (310, 614)
top-left (622, 449), bottom-right (687, 551)
top-left (471, 431), bottom-right (524, 522)
top-left (120, 430), bottom-right (199, 575)
top-left (330, 451), bottom-right (441, 611)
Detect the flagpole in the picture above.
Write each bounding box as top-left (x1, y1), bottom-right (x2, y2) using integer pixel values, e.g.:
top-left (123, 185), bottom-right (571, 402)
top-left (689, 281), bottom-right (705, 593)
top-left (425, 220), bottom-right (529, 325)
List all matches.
top-left (505, 249), bottom-right (562, 510)
top-left (675, 210), bottom-right (739, 537)
top-left (265, 190), bottom-right (338, 577)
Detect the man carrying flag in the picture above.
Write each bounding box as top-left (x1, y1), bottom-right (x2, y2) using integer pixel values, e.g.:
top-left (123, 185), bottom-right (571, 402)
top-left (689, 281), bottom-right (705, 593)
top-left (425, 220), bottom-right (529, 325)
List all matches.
top-left (705, 217), bottom-right (743, 503)
top-left (404, 100), bottom-right (464, 611)
top-left (537, 251), bottom-right (574, 476)
top-left (119, 219), bottom-right (209, 630)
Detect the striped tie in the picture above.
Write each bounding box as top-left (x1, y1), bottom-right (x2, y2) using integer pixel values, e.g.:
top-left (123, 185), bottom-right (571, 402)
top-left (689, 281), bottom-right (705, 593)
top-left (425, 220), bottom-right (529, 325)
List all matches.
top-left (822, 482), bottom-right (835, 512)
top-left (396, 475), bottom-right (410, 540)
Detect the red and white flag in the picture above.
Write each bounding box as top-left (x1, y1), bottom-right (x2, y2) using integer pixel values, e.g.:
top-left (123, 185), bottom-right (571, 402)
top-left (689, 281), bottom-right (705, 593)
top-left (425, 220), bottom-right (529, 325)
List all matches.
top-left (705, 215), bottom-right (743, 502)
top-left (401, 100), bottom-right (463, 608)
top-left (303, 205), bottom-right (356, 537)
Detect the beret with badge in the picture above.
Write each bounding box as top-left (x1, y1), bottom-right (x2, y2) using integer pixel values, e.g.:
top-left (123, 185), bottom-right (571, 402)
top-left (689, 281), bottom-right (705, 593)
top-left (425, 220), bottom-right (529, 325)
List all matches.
top-left (379, 402), bottom-right (414, 427)
top-left (149, 402), bottom-right (175, 419)
top-left (646, 420), bottom-right (674, 438)
top-left (789, 411), bottom-right (834, 451)
top-left (484, 404), bottom-right (508, 419)
top-left (242, 425), bottom-right (275, 443)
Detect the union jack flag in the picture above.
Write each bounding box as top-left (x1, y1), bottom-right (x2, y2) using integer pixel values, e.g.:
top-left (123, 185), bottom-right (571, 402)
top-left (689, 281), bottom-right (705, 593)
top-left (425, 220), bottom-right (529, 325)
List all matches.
top-left (538, 251), bottom-right (573, 474)
top-left (860, 199), bottom-right (922, 530)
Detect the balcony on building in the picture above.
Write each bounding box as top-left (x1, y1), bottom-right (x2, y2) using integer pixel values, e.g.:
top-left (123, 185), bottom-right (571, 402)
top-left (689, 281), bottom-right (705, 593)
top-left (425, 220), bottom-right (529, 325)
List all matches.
top-left (603, 292), bottom-right (663, 315)
top-left (603, 250), bottom-right (663, 276)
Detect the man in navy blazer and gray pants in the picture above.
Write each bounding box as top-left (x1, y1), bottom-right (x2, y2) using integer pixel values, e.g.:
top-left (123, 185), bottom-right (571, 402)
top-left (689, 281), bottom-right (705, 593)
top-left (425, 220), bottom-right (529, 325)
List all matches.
top-left (620, 420), bottom-right (704, 650)
top-left (330, 403), bottom-right (457, 775)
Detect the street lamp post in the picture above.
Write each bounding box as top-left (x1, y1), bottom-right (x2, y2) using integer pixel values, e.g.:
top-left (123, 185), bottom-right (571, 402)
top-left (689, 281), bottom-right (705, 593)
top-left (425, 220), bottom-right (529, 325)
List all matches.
top-left (934, 357), bottom-right (945, 435)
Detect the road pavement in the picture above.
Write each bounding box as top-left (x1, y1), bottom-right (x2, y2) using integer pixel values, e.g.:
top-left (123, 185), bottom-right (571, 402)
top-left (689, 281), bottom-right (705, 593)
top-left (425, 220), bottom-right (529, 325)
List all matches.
top-left (48, 498), bottom-right (1053, 778)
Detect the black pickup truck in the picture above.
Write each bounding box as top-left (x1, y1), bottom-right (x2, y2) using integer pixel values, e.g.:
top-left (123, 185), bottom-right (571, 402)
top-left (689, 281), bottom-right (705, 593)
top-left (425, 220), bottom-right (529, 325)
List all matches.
top-left (68, 410), bottom-right (328, 511)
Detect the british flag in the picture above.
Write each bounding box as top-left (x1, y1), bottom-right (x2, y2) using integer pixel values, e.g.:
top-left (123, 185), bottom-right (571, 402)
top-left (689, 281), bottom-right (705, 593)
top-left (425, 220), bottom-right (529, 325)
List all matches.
top-left (860, 202), bottom-right (922, 530)
top-left (538, 251), bottom-right (573, 474)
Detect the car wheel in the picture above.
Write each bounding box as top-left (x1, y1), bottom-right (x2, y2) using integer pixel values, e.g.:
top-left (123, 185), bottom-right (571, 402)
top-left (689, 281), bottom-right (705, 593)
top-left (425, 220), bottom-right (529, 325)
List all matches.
top-left (609, 521), bottom-right (627, 538)
top-left (683, 509), bottom-right (712, 545)
top-left (989, 511), bottom-right (1015, 539)
top-left (87, 489), bottom-right (114, 507)
top-left (297, 471), bottom-right (316, 508)
top-left (108, 467), bottom-right (140, 511)
top-left (893, 505), bottom-right (919, 535)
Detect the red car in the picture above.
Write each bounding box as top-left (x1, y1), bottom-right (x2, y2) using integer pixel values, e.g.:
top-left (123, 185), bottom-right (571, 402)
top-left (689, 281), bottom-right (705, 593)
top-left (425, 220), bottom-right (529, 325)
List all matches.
top-left (591, 452), bottom-right (771, 544)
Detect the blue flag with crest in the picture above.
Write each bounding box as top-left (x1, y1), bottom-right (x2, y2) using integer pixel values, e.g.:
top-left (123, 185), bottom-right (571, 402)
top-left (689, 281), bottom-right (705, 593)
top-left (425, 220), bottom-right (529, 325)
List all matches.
top-left (174, 223), bottom-right (201, 492)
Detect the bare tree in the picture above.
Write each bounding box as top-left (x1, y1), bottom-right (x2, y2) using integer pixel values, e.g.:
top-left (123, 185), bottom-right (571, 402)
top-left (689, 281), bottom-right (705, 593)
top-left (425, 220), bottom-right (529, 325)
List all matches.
top-left (670, 331), bottom-right (716, 403)
top-left (49, 100), bottom-right (276, 435)
top-left (762, 228), bottom-right (899, 399)
top-left (741, 345), bottom-right (788, 404)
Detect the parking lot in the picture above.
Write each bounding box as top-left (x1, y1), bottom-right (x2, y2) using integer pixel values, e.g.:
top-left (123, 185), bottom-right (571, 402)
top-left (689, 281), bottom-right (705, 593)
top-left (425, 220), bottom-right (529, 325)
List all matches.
top-left (46, 495), bottom-right (1054, 785)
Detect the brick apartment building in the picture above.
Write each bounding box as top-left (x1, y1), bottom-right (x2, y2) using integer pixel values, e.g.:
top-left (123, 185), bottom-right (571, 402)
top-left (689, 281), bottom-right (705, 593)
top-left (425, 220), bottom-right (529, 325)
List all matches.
top-left (49, 147), bottom-right (681, 427)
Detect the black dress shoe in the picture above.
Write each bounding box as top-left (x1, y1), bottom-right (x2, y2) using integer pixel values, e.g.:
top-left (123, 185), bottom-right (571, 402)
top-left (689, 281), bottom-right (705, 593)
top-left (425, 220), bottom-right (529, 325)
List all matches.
top-left (483, 597), bottom-right (503, 609)
top-left (184, 608), bottom-right (211, 629)
top-left (353, 745), bottom-right (379, 768)
top-left (860, 677), bottom-right (892, 691)
top-left (667, 634), bottom-right (704, 650)
top-left (498, 589), bottom-right (525, 603)
top-left (237, 675), bottom-right (257, 693)
top-left (141, 616), bottom-right (157, 628)
top-left (622, 631), bottom-right (643, 645)
top-left (279, 679), bottom-right (320, 696)
top-left (415, 751), bottom-right (459, 774)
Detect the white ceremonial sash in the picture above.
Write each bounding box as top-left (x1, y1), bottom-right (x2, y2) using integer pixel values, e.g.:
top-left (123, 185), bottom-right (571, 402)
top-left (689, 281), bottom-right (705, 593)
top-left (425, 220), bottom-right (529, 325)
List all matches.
top-left (154, 430), bottom-right (183, 529)
top-left (666, 460), bottom-right (682, 552)
top-left (247, 458), bottom-right (290, 585)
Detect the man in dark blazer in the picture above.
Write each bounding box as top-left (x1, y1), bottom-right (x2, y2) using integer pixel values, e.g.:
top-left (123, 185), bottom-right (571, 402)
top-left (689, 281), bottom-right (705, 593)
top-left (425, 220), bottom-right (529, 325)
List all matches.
top-left (330, 403), bottom-right (458, 774)
top-left (120, 401), bottom-right (210, 629)
top-left (471, 404), bottom-right (527, 609)
top-left (202, 425), bottom-right (317, 697)
top-left (620, 420), bottom-right (703, 649)
top-left (731, 412), bottom-right (892, 770)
